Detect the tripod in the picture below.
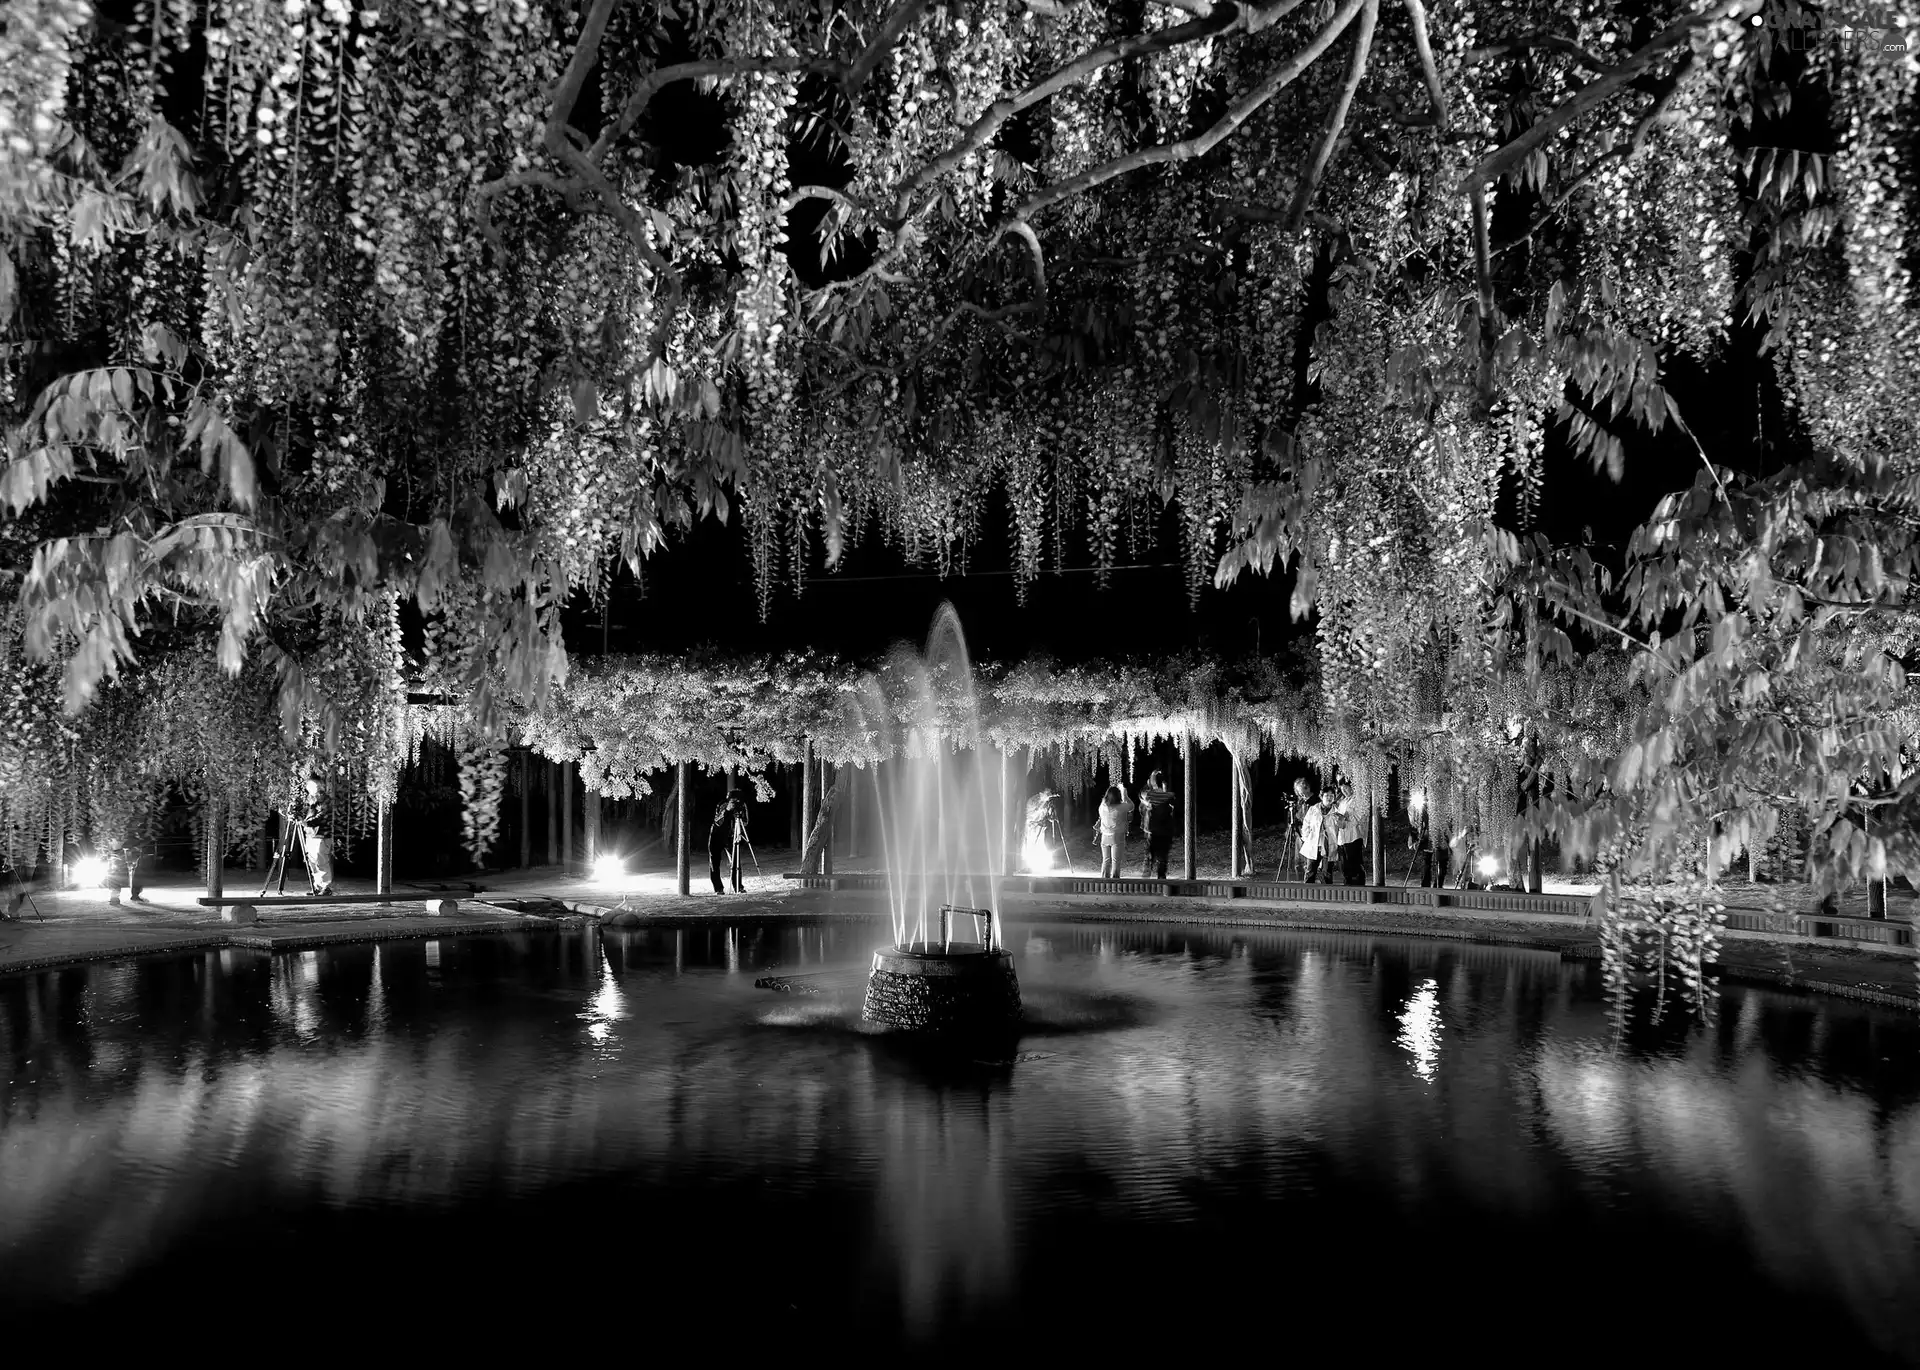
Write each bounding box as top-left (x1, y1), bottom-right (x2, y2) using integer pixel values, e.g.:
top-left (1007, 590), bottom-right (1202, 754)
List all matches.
top-left (4, 874), bottom-right (45, 921)
top-left (1277, 799), bottom-right (1305, 881)
top-left (1043, 812), bottom-right (1073, 875)
top-left (260, 813), bottom-right (309, 897)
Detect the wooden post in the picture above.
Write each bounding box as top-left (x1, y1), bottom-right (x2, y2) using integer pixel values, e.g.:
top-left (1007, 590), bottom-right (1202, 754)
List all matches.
top-left (675, 761), bottom-right (690, 896)
top-left (518, 752), bottom-right (531, 869)
top-left (801, 743), bottom-right (819, 874)
top-left (561, 761), bottom-right (574, 875)
top-left (376, 802), bottom-right (394, 895)
top-left (205, 797), bottom-right (224, 900)
top-left (1002, 748), bottom-right (1018, 875)
top-left (1182, 732), bottom-right (1197, 880)
top-left (546, 760), bottom-right (559, 865)
top-left (853, 764), bottom-right (866, 859)
top-left (1370, 807), bottom-right (1385, 886)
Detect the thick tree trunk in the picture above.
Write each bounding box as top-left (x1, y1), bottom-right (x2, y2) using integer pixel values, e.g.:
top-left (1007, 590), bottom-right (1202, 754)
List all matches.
top-left (800, 782), bottom-right (842, 874)
top-left (1371, 807), bottom-right (1384, 886)
top-left (1182, 732), bottom-right (1197, 880)
top-left (823, 764), bottom-right (836, 876)
top-left (1229, 755), bottom-right (1240, 878)
top-left (801, 744), bottom-right (818, 872)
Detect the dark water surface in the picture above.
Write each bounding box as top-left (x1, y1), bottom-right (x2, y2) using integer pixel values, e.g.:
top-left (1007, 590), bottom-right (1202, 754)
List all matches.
top-left (3, 920), bottom-right (1918, 1361)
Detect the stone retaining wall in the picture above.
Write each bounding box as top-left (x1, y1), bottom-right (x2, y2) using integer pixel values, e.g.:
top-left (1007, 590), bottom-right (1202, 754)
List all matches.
top-left (862, 949), bottom-right (1022, 1032)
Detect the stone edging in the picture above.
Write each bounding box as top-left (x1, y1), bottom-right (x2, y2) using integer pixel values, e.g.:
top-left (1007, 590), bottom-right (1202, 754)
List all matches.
top-left (0, 910), bottom-right (558, 977)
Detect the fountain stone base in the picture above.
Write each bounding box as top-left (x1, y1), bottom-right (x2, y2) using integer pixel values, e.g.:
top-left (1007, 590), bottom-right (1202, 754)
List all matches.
top-left (863, 944), bottom-right (1021, 1034)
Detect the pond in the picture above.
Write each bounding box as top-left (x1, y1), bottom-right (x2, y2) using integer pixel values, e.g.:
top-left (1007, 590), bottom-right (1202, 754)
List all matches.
top-left (3, 920), bottom-right (1918, 1362)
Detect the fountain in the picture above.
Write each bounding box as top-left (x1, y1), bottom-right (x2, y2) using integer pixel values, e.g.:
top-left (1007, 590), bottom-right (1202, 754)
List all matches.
top-left (854, 605), bottom-right (1021, 1037)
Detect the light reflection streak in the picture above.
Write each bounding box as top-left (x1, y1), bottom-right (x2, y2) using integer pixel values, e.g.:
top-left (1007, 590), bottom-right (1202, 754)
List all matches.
top-left (1396, 977), bottom-right (1441, 1081)
top-left (580, 948), bottom-right (625, 1048)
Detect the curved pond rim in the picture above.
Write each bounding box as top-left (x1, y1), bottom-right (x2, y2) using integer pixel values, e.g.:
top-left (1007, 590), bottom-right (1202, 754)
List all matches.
top-left (0, 900), bottom-right (1912, 1011)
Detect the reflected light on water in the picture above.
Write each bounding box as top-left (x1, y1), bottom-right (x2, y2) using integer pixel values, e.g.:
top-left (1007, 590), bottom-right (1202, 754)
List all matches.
top-left (3, 923), bottom-right (1918, 1359)
top-left (580, 950), bottom-right (625, 1046)
top-left (1396, 977), bottom-right (1441, 1081)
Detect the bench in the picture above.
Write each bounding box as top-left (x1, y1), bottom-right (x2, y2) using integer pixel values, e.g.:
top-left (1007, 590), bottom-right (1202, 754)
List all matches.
top-left (197, 888), bottom-right (485, 925)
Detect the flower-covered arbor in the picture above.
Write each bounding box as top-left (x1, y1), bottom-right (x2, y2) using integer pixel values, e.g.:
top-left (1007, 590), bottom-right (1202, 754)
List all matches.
top-left (0, 0), bottom-right (1913, 923)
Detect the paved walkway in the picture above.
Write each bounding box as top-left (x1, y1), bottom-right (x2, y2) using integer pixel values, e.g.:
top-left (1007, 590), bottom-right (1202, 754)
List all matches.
top-left (3, 861), bottom-right (1912, 1008)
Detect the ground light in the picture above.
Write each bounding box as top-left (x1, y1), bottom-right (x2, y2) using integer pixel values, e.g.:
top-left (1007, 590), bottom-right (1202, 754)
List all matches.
top-left (70, 856), bottom-right (107, 888)
top-left (1476, 854), bottom-right (1501, 880)
top-left (592, 853), bottom-right (626, 886)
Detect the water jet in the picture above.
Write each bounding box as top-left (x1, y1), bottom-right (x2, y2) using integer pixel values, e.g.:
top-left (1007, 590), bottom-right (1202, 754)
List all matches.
top-left (853, 607), bottom-right (1022, 1038)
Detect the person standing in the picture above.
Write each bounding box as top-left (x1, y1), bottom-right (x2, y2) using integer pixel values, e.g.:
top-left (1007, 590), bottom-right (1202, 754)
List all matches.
top-left (1137, 771), bottom-right (1177, 879)
top-left (118, 824), bottom-right (147, 902)
top-left (1410, 814), bottom-right (1435, 888)
top-left (295, 772), bottom-right (336, 896)
top-left (709, 788), bottom-right (749, 893)
top-left (1096, 785), bottom-right (1133, 878)
top-left (1307, 789), bottom-right (1343, 883)
top-left (1334, 785), bottom-right (1367, 885)
top-left (101, 838), bottom-right (127, 906)
top-left (1297, 782), bottom-right (1331, 882)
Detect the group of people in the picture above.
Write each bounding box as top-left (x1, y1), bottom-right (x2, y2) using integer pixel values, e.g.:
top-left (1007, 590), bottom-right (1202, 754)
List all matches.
top-left (1081, 771), bottom-right (1413, 886)
top-left (1089, 771), bottom-right (1181, 879)
top-left (1291, 778), bottom-right (1368, 885)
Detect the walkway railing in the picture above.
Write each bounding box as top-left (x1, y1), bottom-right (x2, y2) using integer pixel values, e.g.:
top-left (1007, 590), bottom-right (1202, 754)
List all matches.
top-left (781, 871), bottom-right (1916, 949)
top-left (783, 871), bottom-right (1594, 917)
top-left (1724, 906), bottom-right (1915, 948)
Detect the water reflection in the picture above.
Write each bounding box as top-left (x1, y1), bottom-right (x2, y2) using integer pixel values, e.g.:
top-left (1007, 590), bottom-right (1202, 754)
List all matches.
top-left (0, 920), bottom-right (1916, 1360)
top-left (1397, 976), bottom-right (1442, 1081)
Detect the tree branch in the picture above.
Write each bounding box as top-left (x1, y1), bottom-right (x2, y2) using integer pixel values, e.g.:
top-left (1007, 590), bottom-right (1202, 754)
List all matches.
top-left (1491, 51), bottom-right (1693, 255)
top-left (890, 0), bottom-right (1271, 221)
top-left (1464, 0), bottom-right (1746, 193)
top-left (547, 0), bottom-right (618, 154)
top-left (473, 169), bottom-right (577, 246)
top-left (844, 0), bottom-right (934, 92)
top-left (1468, 181), bottom-right (1495, 324)
top-left (1401, 0), bottom-right (1448, 129)
top-left (1285, 0), bottom-right (1376, 231)
top-left (996, 219), bottom-right (1048, 304)
top-left (1015, 0), bottom-right (1367, 222)
top-left (1466, 34), bottom-right (1611, 73)
top-left (589, 54), bottom-right (839, 166)
top-left (784, 184), bottom-right (863, 214)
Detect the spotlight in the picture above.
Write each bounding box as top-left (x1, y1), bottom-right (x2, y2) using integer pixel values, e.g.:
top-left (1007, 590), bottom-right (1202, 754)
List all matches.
top-left (1476, 854), bottom-right (1500, 879)
top-left (71, 856), bottom-right (108, 888)
top-left (592, 853), bottom-right (626, 884)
